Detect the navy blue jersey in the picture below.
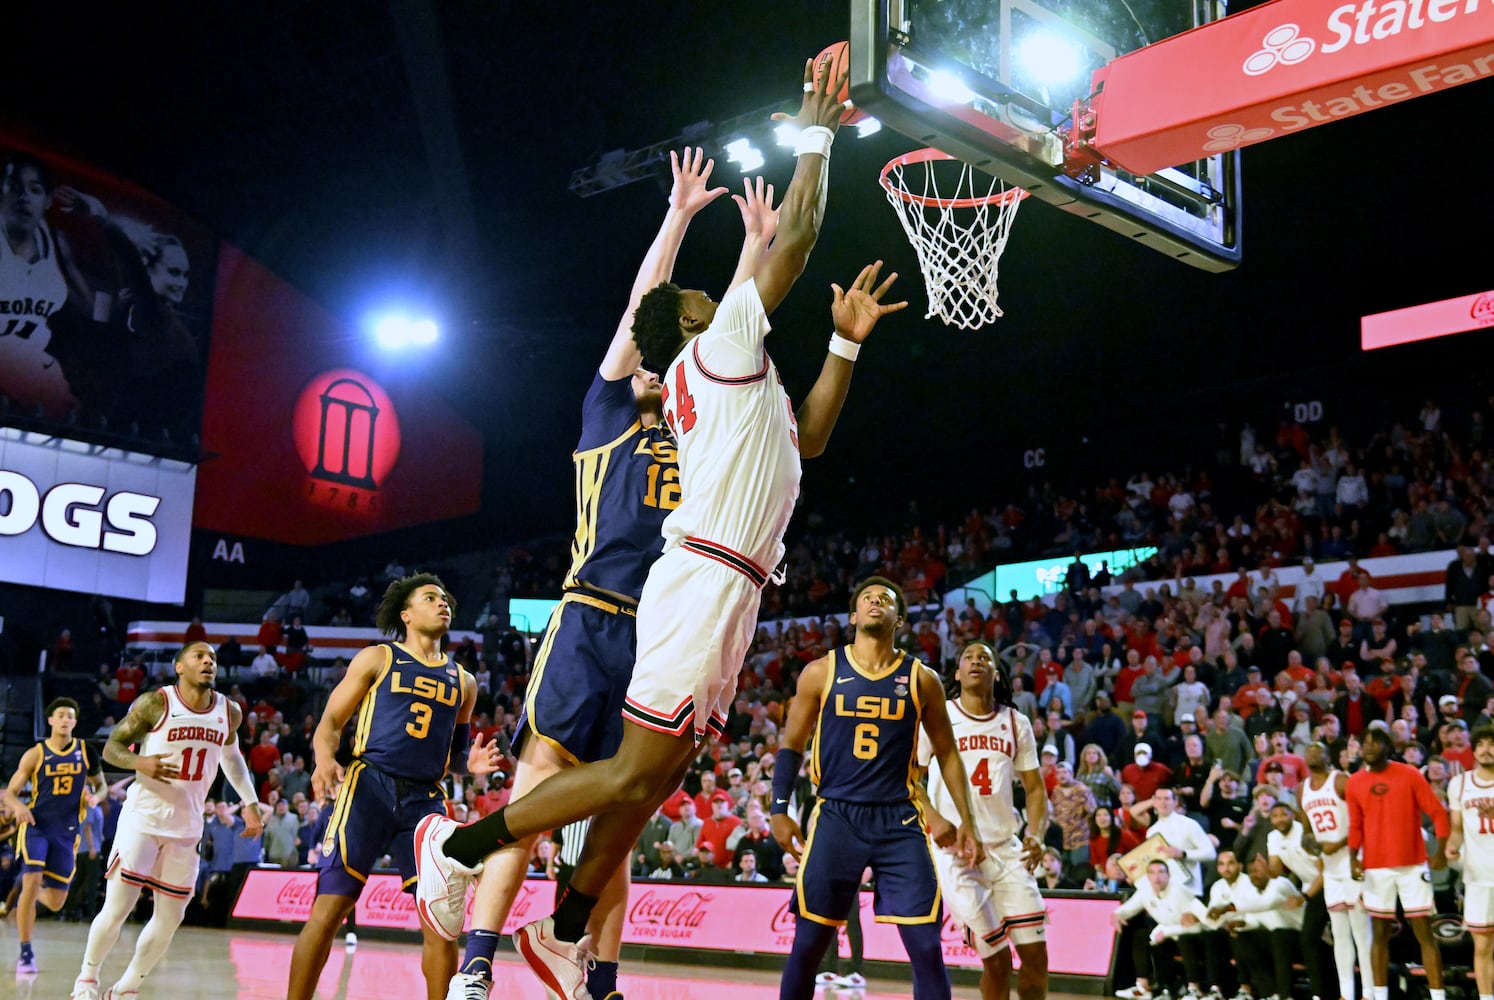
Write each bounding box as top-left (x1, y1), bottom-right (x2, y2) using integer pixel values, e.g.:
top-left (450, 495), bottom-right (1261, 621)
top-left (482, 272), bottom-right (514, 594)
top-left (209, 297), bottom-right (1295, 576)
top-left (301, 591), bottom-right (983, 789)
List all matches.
top-left (810, 649), bottom-right (925, 805)
top-left (28, 738), bottom-right (96, 832)
top-left (562, 371), bottom-right (676, 603)
top-left (351, 642), bottom-right (465, 783)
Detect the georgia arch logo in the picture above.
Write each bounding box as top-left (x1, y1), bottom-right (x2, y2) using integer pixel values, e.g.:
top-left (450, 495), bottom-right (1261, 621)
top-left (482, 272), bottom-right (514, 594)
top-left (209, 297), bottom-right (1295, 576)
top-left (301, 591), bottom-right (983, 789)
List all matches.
top-left (291, 368), bottom-right (401, 512)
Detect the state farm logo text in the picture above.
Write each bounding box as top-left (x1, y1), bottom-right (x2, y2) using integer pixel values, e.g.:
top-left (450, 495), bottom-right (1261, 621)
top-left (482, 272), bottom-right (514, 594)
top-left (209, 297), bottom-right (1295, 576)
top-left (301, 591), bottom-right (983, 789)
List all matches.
top-left (1244, 0), bottom-right (1485, 76)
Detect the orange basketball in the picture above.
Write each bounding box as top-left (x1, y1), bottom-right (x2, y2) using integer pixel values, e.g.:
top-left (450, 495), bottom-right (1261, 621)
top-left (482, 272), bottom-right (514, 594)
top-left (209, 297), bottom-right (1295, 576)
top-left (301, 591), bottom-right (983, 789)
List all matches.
top-left (813, 40), bottom-right (866, 125)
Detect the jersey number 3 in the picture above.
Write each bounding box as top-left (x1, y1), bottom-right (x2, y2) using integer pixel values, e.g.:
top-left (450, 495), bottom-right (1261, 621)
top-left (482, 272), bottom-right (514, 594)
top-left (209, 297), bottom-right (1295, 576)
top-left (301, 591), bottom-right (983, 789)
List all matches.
top-left (407, 703), bottom-right (433, 739)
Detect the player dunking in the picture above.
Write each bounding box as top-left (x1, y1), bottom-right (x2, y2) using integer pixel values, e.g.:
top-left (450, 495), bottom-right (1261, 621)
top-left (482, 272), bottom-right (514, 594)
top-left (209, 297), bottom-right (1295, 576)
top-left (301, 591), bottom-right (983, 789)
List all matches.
top-left (3, 697), bottom-right (105, 974)
top-left (773, 577), bottom-right (981, 1000)
top-left (71, 642), bottom-right (264, 1000)
top-left (1299, 740), bottom-right (1372, 1000)
top-left (1445, 725), bottom-right (1494, 1000)
top-left (415, 60), bottom-right (906, 1000)
top-left (918, 640), bottom-right (1051, 1000)
top-left (286, 575), bottom-right (500, 1000)
top-left (441, 147), bottom-right (736, 1000)
top-left (1347, 725), bottom-right (1450, 1000)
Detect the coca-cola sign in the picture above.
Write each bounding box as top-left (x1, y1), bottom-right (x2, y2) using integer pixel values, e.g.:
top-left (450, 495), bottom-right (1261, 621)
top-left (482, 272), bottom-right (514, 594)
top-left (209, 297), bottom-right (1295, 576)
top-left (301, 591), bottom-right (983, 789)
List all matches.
top-left (232, 871), bottom-right (1117, 975)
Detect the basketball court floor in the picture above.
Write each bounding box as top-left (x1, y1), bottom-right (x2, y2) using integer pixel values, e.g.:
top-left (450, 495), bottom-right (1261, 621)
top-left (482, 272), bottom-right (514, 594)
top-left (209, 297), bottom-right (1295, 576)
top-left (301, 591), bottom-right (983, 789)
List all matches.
top-left (1, 921), bottom-right (957, 999)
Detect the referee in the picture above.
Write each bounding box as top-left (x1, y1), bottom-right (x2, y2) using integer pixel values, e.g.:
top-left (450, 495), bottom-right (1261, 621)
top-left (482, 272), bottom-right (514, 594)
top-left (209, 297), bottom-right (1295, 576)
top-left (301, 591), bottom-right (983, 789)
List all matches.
top-left (553, 818), bottom-right (590, 903)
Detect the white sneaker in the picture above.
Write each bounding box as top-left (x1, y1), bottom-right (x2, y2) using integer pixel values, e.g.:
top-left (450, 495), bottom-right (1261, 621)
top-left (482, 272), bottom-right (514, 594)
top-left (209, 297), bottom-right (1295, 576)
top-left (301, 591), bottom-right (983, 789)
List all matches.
top-left (514, 917), bottom-right (591, 1000)
top-left (70, 979), bottom-right (101, 1000)
top-left (1116, 987), bottom-right (1154, 1000)
top-left (816, 972), bottom-right (841, 988)
top-left (345, 931), bottom-right (358, 951)
top-left (844, 973), bottom-right (866, 988)
top-left (445, 972), bottom-right (492, 1000)
top-left (414, 814), bottom-right (483, 941)
top-left (103, 988), bottom-right (139, 1000)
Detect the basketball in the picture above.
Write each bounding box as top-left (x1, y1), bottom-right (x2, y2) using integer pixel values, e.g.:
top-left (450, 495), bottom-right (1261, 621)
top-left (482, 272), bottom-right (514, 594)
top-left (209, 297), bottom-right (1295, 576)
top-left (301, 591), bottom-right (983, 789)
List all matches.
top-left (813, 40), bottom-right (866, 125)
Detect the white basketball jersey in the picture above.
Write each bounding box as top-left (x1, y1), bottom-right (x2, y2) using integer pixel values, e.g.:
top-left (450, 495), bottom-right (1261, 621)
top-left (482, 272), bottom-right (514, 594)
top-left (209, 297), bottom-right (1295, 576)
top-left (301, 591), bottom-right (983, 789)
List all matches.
top-left (659, 278), bottom-right (802, 575)
top-left (918, 701), bottom-right (1036, 846)
top-left (1300, 770), bottom-right (1350, 881)
top-left (123, 686), bottom-right (232, 839)
top-left (0, 222), bottom-right (67, 352)
top-left (1451, 770), bottom-right (1494, 886)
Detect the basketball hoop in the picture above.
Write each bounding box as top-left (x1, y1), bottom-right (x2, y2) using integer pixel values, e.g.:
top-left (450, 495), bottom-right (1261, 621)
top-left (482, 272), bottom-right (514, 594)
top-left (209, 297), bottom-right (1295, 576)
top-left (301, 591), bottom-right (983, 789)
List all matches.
top-left (879, 148), bottom-right (1027, 331)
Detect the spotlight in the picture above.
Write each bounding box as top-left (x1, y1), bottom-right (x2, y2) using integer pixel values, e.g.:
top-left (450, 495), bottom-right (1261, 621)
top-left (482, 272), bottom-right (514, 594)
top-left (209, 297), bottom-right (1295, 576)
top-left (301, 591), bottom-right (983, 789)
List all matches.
top-left (724, 138), bottom-right (764, 173)
top-left (926, 70), bottom-right (977, 106)
top-left (1017, 31), bottom-right (1085, 87)
top-left (855, 117), bottom-right (883, 137)
top-left (370, 313), bottom-right (440, 350)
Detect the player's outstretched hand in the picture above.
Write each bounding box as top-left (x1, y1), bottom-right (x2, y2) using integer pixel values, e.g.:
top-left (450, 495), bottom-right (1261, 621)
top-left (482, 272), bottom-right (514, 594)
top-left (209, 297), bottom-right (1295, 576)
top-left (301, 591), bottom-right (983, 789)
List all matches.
top-left (467, 732), bottom-right (503, 776)
top-left (670, 147), bottom-right (729, 216)
top-left (311, 759), bottom-right (345, 805)
top-left (955, 822), bottom-right (984, 867)
top-left (241, 803), bottom-right (265, 839)
top-left (830, 261), bottom-right (908, 345)
top-left (771, 57), bottom-right (847, 133)
top-left (771, 813), bottom-right (805, 861)
top-left (8, 802), bottom-right (34, 827)
top-left (732, 176), bottom-right (779, 246)
top-left (53, 185), bottom-right (105, 218)
top-left (926, 809), bottom-right (956, 850)
top-left (136, 752), bottom-right (180, 781)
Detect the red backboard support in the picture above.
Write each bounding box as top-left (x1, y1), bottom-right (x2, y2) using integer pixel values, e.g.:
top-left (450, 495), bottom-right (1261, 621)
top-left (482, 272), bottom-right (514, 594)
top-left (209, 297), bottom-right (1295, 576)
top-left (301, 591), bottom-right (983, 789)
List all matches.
top-left (1088, 0), bottom-right (1494, 175)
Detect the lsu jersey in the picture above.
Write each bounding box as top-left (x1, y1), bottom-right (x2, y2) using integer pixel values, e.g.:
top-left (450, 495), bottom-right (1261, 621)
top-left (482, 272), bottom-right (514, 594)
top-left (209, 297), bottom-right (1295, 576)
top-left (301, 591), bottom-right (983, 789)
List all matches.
top-left (27, 738), bottom-right (96, 833)
top-left (658, 278), bottom-right (801, 578)
top-left (562, 371), bottom-right (676, 603)
top-left (919, 702), bottom-right (1036, 847)
top-left (352, 641), bottom-right (465, 783)
top-left (124, 686), bottom-right (232, 838)
top-left (811, 648), bottom-right (924, 805)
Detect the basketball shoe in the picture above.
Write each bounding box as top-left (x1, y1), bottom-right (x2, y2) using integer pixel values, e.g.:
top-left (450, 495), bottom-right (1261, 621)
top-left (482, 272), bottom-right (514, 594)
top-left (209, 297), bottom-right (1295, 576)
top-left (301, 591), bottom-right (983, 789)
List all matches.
top-left (513, 917), bottom-right (593, 1000)
top-left (414, 814), bottom-right (483, 941)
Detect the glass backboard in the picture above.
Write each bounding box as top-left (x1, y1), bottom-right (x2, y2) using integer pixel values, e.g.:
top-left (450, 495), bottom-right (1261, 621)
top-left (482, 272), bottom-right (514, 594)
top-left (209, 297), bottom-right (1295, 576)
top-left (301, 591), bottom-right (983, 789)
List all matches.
top-left (849, 0), bottom-right (1242, 271)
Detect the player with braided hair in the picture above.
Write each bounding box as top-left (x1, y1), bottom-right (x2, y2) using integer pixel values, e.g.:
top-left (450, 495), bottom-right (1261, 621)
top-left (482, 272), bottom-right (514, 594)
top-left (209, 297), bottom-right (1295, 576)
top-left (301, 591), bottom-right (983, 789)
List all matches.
top-left (919, 639), bottom-right (1052, 1000)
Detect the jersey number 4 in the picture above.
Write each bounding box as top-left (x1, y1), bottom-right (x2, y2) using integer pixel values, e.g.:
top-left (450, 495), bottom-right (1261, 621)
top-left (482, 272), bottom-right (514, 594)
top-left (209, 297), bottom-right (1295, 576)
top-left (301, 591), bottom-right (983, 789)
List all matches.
top-left (661, 367), bottom-right (697, 435)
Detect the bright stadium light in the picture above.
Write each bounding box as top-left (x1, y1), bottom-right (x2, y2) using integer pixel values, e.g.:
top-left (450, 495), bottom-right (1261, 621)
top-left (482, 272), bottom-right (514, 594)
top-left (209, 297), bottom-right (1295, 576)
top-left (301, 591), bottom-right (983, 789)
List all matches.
top-left (1017, 30), bottom-right (1085, 87)
top-left (926, 70), bottom-right (977, 106)
top-left (855, 116), bottom-right (883, 137)
top-left (774, 122), bottom-right (802, 147)
top-left (370, 313), bottom-right (440, 351)
top-left (724, 137), bottom-right (764, 173)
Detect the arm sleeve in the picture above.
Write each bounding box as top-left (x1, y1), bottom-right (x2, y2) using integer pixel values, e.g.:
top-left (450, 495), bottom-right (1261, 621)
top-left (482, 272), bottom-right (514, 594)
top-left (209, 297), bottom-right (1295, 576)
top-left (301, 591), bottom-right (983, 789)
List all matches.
top-left (219, 742), bottom-right (262, 809)
top-left (692, 279), bottom-right (771, 378)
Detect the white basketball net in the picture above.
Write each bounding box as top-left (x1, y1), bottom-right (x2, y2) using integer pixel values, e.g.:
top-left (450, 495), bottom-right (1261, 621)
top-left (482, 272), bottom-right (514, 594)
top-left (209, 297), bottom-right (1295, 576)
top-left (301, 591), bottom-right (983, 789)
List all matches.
top-left (880, 156), bottom-right (1024, 331)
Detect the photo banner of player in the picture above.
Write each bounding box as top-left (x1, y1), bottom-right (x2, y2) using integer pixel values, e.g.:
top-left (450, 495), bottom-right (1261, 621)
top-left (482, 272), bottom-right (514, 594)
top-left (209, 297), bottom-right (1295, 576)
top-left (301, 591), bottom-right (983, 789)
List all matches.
top-left (0, 426), bottom-right (196, 603)
top-left (195, 245), bottom-right (481, 545)
top-left (0, 134), bottom-right (219, 444)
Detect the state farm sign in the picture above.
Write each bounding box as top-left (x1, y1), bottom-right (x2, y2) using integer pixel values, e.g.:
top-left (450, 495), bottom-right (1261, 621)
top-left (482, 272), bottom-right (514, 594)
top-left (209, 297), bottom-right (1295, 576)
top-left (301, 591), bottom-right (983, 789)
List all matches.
top-left (0, 428), bottom-right (194, 602)
top-left (233, 870), bottom-right (1120, 976)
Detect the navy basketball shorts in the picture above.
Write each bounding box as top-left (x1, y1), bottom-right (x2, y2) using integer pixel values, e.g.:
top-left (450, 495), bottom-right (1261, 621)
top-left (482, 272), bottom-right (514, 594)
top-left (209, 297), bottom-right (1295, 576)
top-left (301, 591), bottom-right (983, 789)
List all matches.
top-left (318, 760), bottom-right (445, 898)
top-left (515, 591), bottom-right (638, 765)
top-left (20, 823), bottom-right (80, 889)
top-left (795, 798), bottom-right (942, 926)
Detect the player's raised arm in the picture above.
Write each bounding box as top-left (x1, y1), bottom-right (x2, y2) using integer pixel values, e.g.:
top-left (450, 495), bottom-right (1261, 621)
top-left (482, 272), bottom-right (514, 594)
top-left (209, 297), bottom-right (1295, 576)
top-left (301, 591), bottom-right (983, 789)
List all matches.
top-left (310, 645), bottom-right (386, 803)
top-left (919, 668), bottom-right (984, 865)
top-left (795, 261), bottom-right (908, 459)
top-left (103, 689), bottom-right (177, 780)
top-left (1, 744), bottom-right (43, 826)
top-left (600, 147), bottom-right (728, 380)
top-left (753, 58), bottom-right (846, 316)
top-left (771, 655), bottom-right (830, 858)
top-left (726, 176), bottom-right (778, 293)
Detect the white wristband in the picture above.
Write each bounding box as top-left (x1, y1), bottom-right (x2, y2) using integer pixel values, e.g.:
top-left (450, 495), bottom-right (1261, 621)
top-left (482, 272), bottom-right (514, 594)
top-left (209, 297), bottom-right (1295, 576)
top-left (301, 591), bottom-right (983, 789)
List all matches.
top-left (828, 333), bottom-right (860, 361)
top-left (795, 126), bottom-right (834, 159)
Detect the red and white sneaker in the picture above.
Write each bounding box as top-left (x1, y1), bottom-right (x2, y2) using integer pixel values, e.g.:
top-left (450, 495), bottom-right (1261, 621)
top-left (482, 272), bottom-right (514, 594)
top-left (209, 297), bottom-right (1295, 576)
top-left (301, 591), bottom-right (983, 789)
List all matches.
top-left (70, 978), bottom-right (101, 1000)
top-left (414, 814), bottom-right (483, 941)
top-left (514, 917), bottom-right (593, 1000)
top-left (103, 988), bottom-right (140, 1000)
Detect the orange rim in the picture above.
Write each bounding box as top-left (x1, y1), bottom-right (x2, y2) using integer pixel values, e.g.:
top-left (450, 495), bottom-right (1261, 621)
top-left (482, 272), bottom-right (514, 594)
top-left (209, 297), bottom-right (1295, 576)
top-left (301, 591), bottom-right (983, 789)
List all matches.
top-left (879, 148), bottom-right (1028, 210)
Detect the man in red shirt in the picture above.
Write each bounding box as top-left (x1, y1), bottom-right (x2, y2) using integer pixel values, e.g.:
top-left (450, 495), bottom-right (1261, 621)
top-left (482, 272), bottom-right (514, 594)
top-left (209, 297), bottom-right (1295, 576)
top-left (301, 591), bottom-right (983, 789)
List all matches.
top-left (114, 658), bottom-right (146, 707)
top-left (694, 793), bottom-right (740, 869)
top-left (1121, 743), bottom-right (1173, 801)
top-left (1347, 726), bottom-right (1450, 1000)
top-left (1113, 649), bottom-right (1146, 714)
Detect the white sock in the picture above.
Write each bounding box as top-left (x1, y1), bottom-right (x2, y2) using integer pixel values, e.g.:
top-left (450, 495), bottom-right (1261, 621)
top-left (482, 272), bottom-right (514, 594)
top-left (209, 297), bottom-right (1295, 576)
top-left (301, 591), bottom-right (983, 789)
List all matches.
top-left (80, 878), bottom-right (143, 979)
top-left (1429, 991), bottom-right (1446, 1000)
top-left (1372, 988), bottom-right (1388, 1000)
top-left (113, 892), bottom-right (189, 993)
top-left (1478, 994), bottom-right (1492, 1000)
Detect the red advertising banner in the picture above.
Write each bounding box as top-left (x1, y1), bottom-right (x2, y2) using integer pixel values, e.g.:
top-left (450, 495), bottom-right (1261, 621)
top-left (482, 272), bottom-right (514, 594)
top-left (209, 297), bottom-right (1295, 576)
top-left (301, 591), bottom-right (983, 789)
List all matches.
top-left (1362, 288), bottom-right (1494, 350)
top-left (232, 870), bottom-right (1119, 976)
top-left (195, 245), bottom-right (481, 544)
top-left (1090, 0), bottom-right (1494, 174)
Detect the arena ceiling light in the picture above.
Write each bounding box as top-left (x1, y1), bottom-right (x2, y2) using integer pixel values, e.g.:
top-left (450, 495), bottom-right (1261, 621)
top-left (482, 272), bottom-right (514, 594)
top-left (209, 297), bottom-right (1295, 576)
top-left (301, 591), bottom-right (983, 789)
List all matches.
top-left (1016, 30), bottom-right (1086, 89)
top-left (371, 313), bottom-right (440, 350)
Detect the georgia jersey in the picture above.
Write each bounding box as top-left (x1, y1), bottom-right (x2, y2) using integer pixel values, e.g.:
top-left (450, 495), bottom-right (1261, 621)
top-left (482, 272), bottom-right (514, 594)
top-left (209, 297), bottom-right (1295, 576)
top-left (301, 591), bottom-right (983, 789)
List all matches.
top-left (658, 278), bottom-right (802, 576)
top-left (1300, 770), bottom-right (1351, 881)
top-left (1451, 770), bottom-right (1494, 886)
top-left (122, 687), bottom-right (232, 839)
top-left (917, 701), bottom-right (1035, 847)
